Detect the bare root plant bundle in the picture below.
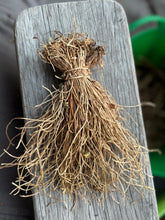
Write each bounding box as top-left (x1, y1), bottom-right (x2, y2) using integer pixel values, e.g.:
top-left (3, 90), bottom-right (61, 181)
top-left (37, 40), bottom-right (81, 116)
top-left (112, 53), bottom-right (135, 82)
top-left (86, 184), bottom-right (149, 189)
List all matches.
top-left (1, 32), bottom-right (150, 204)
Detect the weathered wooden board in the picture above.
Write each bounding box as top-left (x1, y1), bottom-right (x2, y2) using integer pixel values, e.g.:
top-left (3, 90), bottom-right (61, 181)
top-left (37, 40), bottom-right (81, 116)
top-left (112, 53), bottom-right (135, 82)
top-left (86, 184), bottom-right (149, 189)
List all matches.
top-left (48, 0), bottom-right (152, 22)
top-left (48, 0), bottom-right (85, 2)
top-left (15, 0), bottom-right (158, 219)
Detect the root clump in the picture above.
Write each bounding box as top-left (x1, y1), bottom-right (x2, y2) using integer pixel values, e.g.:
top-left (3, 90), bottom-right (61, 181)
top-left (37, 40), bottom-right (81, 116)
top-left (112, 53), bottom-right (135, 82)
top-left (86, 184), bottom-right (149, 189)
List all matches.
top-left (1, 32), bottom-right (149, 203)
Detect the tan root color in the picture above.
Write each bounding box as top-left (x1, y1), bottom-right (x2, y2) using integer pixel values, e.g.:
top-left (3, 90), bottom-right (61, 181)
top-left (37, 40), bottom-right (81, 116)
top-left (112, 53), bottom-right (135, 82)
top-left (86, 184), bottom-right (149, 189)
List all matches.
top-left (1, 32), bottom-right (150, 204)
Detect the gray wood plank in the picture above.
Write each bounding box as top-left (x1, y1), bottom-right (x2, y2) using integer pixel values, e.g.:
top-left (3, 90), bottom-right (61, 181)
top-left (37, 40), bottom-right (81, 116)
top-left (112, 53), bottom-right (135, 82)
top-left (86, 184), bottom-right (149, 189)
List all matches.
top-left (47, 0), bottom-right (153, 22)
top-left (48, 0), bottom-right (85, 2)
top-left (15, 0), bottom-right (158, 219)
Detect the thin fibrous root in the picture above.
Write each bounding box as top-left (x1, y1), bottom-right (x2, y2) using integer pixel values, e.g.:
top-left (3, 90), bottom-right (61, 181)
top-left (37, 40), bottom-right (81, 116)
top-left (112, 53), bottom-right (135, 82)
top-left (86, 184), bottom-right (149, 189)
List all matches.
top-left (1, 32), bottom-right (151, 205)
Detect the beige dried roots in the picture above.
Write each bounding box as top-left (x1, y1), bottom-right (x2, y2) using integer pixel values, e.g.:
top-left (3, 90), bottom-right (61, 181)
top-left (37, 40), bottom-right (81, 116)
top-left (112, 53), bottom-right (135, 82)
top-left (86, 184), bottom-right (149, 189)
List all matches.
top-left (1, 32), bottom-right (149, 203)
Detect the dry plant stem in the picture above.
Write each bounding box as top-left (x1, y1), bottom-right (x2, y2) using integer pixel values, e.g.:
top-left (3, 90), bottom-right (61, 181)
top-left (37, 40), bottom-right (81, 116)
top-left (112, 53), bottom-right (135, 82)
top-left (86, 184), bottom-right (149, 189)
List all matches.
top-left (1, 32), bottom-right (150, 203)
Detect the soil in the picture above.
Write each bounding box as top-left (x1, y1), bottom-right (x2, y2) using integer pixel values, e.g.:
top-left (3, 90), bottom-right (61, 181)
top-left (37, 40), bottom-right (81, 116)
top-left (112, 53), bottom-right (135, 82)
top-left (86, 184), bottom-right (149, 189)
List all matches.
top-left (136, 59), bottom-right (165, 149)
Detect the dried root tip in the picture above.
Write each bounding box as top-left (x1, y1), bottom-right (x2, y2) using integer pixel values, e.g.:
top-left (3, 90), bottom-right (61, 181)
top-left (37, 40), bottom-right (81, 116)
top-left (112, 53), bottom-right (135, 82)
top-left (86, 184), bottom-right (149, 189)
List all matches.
top-left (38, 32), bottom-right (105, 79)
top-left (1, 32), bottom-right (150, 205)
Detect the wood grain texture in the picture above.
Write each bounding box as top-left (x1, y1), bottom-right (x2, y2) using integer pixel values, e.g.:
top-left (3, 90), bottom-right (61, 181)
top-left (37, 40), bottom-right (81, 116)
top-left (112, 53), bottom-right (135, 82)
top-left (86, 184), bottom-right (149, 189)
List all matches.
top-left (47, 0), bottom-right (153, 23)
top-left (48, 0), bottom-right (85, 3)
top-left (15, 0), bottom-right (158, 219)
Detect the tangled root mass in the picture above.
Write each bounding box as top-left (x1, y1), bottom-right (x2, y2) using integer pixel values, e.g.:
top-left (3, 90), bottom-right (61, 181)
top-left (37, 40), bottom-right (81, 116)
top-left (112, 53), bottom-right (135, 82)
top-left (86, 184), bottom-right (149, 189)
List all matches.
top-left (1, 32), bottom-right (149, 203)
